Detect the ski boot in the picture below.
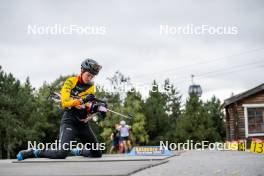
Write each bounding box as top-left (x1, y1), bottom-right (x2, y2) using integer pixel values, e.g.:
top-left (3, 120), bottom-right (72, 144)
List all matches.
top-left (17, 148), bottom-right (40, 161)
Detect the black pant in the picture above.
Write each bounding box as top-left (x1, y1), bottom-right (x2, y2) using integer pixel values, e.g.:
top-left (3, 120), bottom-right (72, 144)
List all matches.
top-left (39, 111), bottom-right (102, 159)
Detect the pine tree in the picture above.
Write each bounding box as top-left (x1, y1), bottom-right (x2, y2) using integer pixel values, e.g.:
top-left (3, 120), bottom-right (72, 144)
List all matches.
top-left (123, 91), bottom-right (149, 145)
top-left (175, 93), bottom-right (220, 143)
top-left (143, 81), bottom-right (169, 145)
top-left (0, 67), bottom-right (40, 158)
top-left (162, 79), bottom-right (182, 142)
top-left (204, 96), bottom-right (225, 141)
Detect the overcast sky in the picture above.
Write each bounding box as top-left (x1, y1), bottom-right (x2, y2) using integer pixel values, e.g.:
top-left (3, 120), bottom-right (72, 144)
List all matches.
top-left (0, 0), bottom-right (263, 102)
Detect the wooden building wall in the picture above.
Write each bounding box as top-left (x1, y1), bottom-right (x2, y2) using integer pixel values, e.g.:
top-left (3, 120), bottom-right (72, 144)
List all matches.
top-left (225, 90), bottom-right (264, 141)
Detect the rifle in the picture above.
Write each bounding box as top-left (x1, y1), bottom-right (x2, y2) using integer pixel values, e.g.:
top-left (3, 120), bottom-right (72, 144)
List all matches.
top-left (49, 89), bottom-right (132, 120)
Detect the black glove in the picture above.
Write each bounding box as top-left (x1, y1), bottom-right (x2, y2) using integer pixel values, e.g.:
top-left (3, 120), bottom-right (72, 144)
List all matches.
top-left (90, 101), bottom-right (107, 118)
top-left (83, 94), bottom-right (95, 103)
top-left (98, 103), bottom-right (107, 119)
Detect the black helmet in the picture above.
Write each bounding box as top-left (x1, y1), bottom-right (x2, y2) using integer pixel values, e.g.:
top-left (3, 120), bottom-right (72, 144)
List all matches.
top-left (81, 58), bottom-right (102, 75)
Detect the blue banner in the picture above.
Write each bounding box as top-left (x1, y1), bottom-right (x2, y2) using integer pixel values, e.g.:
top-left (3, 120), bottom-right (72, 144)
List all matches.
top-left (128, 146), bottom-right (173, 156)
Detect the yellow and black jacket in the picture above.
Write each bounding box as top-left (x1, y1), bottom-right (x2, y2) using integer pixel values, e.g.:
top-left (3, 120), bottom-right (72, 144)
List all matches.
top-left (60, 76), bottom-right (95, 119)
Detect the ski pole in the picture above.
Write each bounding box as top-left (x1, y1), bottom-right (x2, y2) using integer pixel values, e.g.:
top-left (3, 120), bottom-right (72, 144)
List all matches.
top-left (106, 109), bottom-right (132, 119)
top-left (49, 90), bottom-right (133, 119)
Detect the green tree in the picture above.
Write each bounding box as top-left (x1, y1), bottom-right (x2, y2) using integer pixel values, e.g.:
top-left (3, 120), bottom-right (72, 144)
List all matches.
top-left (0, 66), bottom-right (40, 158)
top-left (123, 91), bottom-right (149, 145)
top-left (143, 81), bottom-right (170, 145)
top-left (162, 79), bottom-right (182, 142)
top-left (175, 94), bottom-right (219, 143)
top-left (34, 81), bottom-right (63, 144)
top-left (98, 71), bottom-right (124, 151)
top-left (204, 96), bottom-right (225, 141)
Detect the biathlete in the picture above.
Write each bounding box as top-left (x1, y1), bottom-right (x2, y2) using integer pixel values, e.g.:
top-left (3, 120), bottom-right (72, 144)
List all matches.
top-left (17, 58), bottom-right (107, 160)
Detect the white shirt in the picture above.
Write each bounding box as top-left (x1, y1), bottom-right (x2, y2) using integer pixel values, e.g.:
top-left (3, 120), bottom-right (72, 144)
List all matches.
top-left (119, 125), bottom-right (130, 137)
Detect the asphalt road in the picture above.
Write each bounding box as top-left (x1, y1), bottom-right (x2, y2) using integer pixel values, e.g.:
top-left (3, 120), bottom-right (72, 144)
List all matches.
top-left (0, 154), bottom-right (171, 176)
top-left (132, 150), bottom-right (264, 176)
top-left (0, 150), bottom-right (263, 176)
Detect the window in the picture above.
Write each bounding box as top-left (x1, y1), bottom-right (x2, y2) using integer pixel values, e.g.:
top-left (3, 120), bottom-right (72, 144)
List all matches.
top-left (247, 108), bottom-right (264, 134)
